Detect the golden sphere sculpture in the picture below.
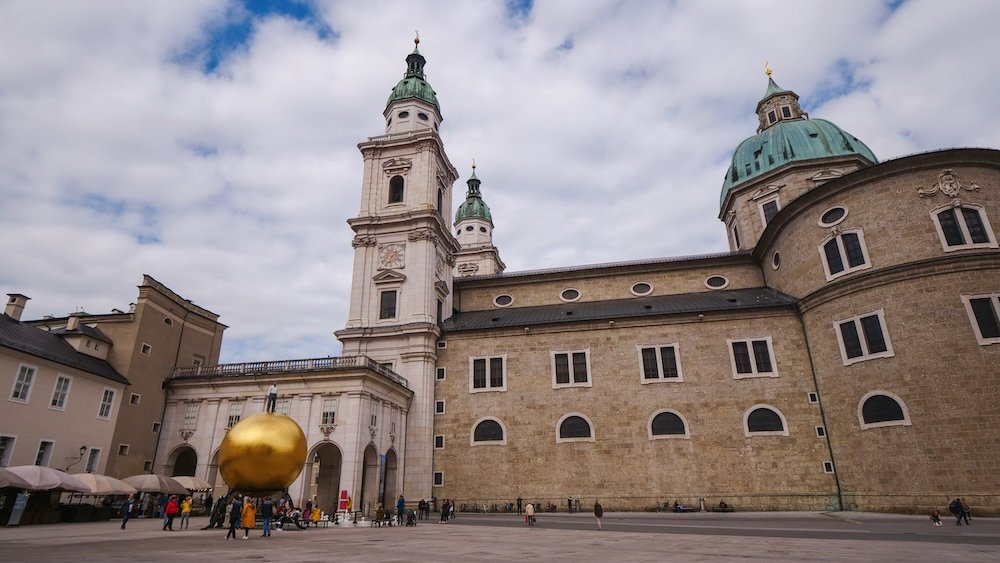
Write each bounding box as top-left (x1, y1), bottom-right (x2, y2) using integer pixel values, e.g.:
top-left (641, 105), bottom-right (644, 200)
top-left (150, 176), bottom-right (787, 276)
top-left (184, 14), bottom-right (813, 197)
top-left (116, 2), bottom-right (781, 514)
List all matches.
top-left (218, 412), bottom-right (307, 493)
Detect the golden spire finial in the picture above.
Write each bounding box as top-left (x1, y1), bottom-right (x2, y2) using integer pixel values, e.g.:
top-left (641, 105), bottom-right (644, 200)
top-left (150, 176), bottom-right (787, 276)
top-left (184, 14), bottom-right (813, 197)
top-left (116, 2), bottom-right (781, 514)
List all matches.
top-left (765, 61), bottom-right (772, 78)
top-left (414, 30), bottom-right (420, 46)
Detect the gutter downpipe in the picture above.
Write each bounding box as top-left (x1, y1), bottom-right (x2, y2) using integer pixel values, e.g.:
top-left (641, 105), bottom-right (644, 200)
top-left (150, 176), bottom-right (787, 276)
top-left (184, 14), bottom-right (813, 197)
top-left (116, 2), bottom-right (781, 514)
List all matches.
top-left (798, 312), bottom-right (844, 511)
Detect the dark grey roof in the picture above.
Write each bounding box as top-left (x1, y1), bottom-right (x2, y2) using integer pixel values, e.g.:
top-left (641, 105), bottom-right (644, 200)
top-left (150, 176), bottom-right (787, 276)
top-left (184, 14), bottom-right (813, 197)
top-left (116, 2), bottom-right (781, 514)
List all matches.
top-left (49, 324), bottom-right (113, 344)
top-left (442, 287), bottom-right (798, 332)
top-left (0, 314), bottom-right (129, 384)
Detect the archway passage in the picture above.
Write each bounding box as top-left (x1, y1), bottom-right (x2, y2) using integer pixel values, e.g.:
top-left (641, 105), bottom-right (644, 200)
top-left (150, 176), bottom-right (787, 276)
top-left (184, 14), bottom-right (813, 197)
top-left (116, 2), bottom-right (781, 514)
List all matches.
top-left (382, 449), bottom-right (398, 508)
top-left (359, 444), bottom-right (379, 516)
top-left (305, 443), bottom-right (343, 517)
top-left (172, 446), bottom-right (197, 477)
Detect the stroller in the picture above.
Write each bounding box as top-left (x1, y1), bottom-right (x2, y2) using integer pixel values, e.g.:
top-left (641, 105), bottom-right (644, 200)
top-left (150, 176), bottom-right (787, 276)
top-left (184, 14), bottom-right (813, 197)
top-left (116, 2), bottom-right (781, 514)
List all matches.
top-left (405, 509), bottom-right (417, 526)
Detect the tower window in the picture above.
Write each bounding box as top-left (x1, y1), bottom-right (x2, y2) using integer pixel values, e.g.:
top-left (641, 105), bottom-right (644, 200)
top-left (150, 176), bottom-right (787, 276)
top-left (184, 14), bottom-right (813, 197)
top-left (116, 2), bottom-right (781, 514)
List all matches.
top-left (767, 110), bottom-right (777, 124)
top-left (397, 111), bottom-right (409, 118)
top-left (418, 112), bottom-right (429, 121)
top-left (781, 106), bottom-right (792, 118)
top-left (379, 290), bottom-right (398, 320)
top-left (389, 176), bottom-right (404, 204)
top-left (932, 204), bottom-right (996, 251)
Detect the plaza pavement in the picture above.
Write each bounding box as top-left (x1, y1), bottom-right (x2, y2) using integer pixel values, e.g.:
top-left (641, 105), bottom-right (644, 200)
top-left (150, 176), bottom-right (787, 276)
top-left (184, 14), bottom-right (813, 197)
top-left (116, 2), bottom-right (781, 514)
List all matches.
top-left (1, 511), bottom-right (998, 562)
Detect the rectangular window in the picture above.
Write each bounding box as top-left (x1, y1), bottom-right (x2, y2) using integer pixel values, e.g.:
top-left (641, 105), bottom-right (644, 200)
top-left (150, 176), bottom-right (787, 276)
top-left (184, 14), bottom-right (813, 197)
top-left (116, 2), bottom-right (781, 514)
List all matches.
top-left (85, 448), bottom-right (100, 473)
top-left (834, 310), bottom-right (894, 365)
top-left (434, 435), bottom-right (444, 449)
top-left (934, 206), bottom-right (997, 251)
top-left (732, 224), bottom-right (741, 249)
top-left (767, 110), bottom-right (777, 123)
top-left (433, 471), bottom-right (444, 487)
top-left (759, 197), bottom-right (780, 226)
top-left (728, 338), bottom-right (777, 378)
top-left (436, 368), bottom-right (446, 381)
top-left (118, 444), bottom-right (129, 456)
top-left (276, 399), bottom-right (291, 416)
top-left (35, 440), bottom-right (53, 466)
top-left (227, 401), bottom-right (244, 428)
top-left (963, 293), bottom-right (1000, 345)
top-left (192, 355), bottom-right (204, 368)
top-left (129, 393), bottom-right (141, 406)
top-left (0, 436), bottom-right (14, 466)
top-left (820, 230), bottom-right (871, 280)
top-left (807, 392), bottom-right (819, 404)
top-left (435, 400), bottom-right (445, 414)
top-left (815, 426), bottom-right (827, 438)
top-left (98, 389), bottom-right (115, 419)
top-left (140, 343), bottom-right (152, 355)
top-left (823, 461), bottom-right (835, 474)
top-left (151, 421), bottom-right (161, 432)
top-left (50, 375), bottom-right (71, 409)
top-left (322, 398), bottom-right (336, 425)
top-left (638, 345), bottom-right (682, 383)
top-left (11, 365), bottom-right (35, 402)
top-left (143, 460), bottom-right (153, 472)
top-left (470, 356), bottom-right (506, 392)
top-left (552, 350), bottom-right (590, 388)
top-left (183, 403), bottom-right (199, 428)
top-left (781, 106), bottom-right (792, 118)
top-left (379, 290), bottom-right (398, 319)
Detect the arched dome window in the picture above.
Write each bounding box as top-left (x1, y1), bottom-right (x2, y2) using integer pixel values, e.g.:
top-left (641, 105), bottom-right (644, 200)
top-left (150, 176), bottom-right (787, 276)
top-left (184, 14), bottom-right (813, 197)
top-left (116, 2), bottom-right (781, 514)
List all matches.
top-left (556, 414), bottom-right (594, 443)
top-left (859, 391), bottom-right (911, 429)
top-left (472, 418), bottom-right (506, 445)
top-left (744, 405), bottom-right (789, 436)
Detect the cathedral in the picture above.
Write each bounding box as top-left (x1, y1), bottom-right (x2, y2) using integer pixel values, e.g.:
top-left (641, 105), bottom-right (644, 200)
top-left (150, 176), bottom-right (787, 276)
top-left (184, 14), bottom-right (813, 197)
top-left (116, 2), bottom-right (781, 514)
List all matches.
top-left (9, 40), bottom-right (994, 517)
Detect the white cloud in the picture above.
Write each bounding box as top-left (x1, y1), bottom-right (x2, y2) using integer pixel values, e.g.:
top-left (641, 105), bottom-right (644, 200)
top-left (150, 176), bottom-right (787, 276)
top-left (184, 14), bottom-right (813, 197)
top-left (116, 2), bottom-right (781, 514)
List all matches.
top-left (1, 0), bottom-right (997, 363)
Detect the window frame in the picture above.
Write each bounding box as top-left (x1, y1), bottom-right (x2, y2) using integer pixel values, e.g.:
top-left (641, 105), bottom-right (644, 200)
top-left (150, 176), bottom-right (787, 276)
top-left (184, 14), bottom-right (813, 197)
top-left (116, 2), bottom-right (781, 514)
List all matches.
top-left (433, 435), bottom-right (444, 449)
top-left (0, 435), bottom-right (15, 467)
top-left (469, 355), bottom-right (507, 393)
top-left (388, 175), bottom-right (405, 204)
top-left (226, 400), bottom-right (244, 428)
top-left (818, 228), bottom-right (872, 281)
top-left (637, 344), bottom-right (683, 384)
top-left (743, 404), bottom-right (789, 437)
top-left (727, 337), bottom-right (778, 379)
top-left (117, 444), bottom-right (130, 456)
top-left (758, 195), bottom-right (781, 227)
top-left (961, 292), bottom-right (1000, 345)
top-left (34, 440), bottom-right (54, 466)
top-left (10, 363), bottom-right (36, 403)
top-left (182, 403), bottom-right (199, 429)
top-left (378, 289), bottom-right (398, 320)
top-left (555, 413), bottom-right (596, 444)
top-left (85, 448), bottom-right (100, 473)
top-left (321, 397), bottom-right (337, 425)
top-left (930, 202), bottom-right (998, 251)
top-left (551, 350), bottom-right (592, 389)
top-left (97, 388), bottom-right (116, 420)
top-left (434, 400), bottom-right (445, 414)
top-left (470, 417), bottom-right (507, 446)
top-left (436, 367), bottom-right (446, 381)
top-left (140, 343), bottom-right (152, 355)
top-left (49, 374), bottom-right (72, 411)
top-left (858, 390), bottom-right (912, 430)
top-left (647, 409), bottom-right (691, 440)
top-left (833, 309), bottom-right (895, 365)
top-left (433, 471), bottom-right (444, 487)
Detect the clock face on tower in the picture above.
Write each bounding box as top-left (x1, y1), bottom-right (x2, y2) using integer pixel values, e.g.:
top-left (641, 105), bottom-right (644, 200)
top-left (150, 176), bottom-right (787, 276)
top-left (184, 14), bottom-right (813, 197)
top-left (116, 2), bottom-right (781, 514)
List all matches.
top-left (378, 243), bottom-right (405, 270)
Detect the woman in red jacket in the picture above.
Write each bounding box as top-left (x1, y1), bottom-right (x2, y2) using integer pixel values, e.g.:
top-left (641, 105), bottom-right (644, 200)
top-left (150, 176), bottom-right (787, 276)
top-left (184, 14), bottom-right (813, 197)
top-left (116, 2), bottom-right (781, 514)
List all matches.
top-left (162, 496), bottom-right (179, 531)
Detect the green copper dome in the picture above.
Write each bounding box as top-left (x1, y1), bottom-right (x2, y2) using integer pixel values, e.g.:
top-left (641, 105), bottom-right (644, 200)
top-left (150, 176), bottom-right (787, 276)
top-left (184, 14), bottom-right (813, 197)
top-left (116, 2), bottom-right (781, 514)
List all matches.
top-left (386, 44), bottom-right (440, 112)
top-left (455, 169), bottom-right (493, 224)
top-left (720, 78), bottom-right (877, 207)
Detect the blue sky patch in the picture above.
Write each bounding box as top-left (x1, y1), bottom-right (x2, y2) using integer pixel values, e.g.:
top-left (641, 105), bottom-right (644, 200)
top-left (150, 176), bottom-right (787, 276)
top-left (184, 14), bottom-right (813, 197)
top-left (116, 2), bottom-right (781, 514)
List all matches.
top-left (806, 58), bottom-right (870, 109)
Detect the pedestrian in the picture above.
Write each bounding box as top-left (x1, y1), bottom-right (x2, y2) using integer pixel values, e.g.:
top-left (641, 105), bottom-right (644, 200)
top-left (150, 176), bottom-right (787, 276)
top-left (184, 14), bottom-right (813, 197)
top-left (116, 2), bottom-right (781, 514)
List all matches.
top-left (226, 495), bottom-right (243, 540)
top-left (180, 496), bottom-right (192, 529)
top-left (525, 502), bottom-right (535, 526)
top-left (948, 498), bottom-right (966, 526)
top-left (121, 494), bottom-right (135, 530)
top-left (517, 497), bottom-right (523, 515)
top-left (930, 509), bottom-right (943, 526)
top-left (311, 504), bottom-right (321, 527)
top-left (266, 383), bottom-right (278, 413)
top-left (961, 498), bottom-right (972, 524)
top-left (204, 492), bottom-right (213, 515)
top-left (305, 496), bottom-right (313, 516)
top-left (449, 498), bottom-right (455, 520)
top-left (260, 497), bottom-right (274, 537)
top-left (242, 496), bottom-right (256, 539)
top-left (594, 500), bottom-right (604, 530)
top-left (162, 495), bottom-right (179, 531)
top-left (439, 499), bottom-right (449, 523)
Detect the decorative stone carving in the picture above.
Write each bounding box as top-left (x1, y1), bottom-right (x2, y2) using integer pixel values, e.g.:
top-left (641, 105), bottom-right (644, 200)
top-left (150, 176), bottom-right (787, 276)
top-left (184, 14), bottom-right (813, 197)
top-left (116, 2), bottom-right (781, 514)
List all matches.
top-left (352, 235), bottom-right (377, 248)
top-left (408, 228), bottom-right (436, 242)
top-left (368, 424), bottom-right (377, 443)
top-left (179, 428), bottom-right (195, 442)
top-left (809, 169), bottom-right (844, 183)
top-left (382, 158), bottom-right (412, 175)
top-left (319, 423), bottom-right (337, 439)
top-left (389, 432), bottom-right (396, 445)
top-left (918, 169), bottom-right (980, 198)
top-left (457, 262), bottom-right (479, 276)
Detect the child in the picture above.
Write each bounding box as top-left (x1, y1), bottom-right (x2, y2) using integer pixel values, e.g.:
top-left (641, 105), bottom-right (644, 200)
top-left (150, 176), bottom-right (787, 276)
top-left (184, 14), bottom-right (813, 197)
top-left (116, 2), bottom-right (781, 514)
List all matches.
top-left (930, 509), bottom-right (943, 526)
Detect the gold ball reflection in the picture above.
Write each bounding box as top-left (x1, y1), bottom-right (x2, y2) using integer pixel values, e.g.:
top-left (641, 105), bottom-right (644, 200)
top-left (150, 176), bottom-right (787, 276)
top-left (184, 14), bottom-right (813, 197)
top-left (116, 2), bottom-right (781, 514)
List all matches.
top-left (219, 412), bottom-right (307, 493)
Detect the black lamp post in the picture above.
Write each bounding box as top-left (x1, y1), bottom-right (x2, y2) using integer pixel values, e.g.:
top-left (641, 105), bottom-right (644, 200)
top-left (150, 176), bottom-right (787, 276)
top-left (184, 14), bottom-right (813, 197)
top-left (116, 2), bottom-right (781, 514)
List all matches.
top-left (65, 445), bottom-right (88, 472)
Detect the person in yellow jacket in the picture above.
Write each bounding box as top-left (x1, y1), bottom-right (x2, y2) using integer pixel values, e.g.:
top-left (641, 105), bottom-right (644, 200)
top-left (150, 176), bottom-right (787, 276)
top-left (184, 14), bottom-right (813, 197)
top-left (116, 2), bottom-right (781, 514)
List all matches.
top-left (311, 505), bottom-right (321, 527)
top-left (241, 497), bottom-right (256, 539)
top-left (180, 496), bottom-right (193, 529)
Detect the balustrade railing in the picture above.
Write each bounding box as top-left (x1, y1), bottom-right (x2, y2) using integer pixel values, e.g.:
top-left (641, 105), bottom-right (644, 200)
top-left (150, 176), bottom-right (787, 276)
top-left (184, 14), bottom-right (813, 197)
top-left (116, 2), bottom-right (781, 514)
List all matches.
top-left (171, 355), bottom-right (408, 388)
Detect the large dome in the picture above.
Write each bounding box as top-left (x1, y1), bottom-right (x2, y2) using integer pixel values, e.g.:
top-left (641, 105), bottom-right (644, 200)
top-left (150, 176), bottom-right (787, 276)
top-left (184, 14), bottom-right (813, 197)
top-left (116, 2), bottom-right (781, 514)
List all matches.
top-left (386, 44), bottom-right (440, 112)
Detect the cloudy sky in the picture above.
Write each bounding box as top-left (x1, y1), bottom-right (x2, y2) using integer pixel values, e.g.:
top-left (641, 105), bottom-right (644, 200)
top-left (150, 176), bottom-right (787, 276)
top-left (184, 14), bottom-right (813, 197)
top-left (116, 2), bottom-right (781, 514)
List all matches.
top-left (2, 0), bottom-right (997, 363)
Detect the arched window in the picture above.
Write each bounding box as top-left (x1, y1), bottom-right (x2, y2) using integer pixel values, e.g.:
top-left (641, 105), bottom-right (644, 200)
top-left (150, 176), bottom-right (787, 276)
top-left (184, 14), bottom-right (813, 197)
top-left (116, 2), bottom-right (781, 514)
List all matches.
top-left (859, 391), bottom-right (911, 429)
top-left (472, 418), bottom-right (505, 445)
top-left (556, 414), bottom-right (594, 442)
top-left (389, 175), bottom-right (404, 204)
top-left (744, 405), bottom-right (788, 436)
top-left (649, 410), bottom-right (689, 439)
top-left (932, 204), bottom-right (997, 251)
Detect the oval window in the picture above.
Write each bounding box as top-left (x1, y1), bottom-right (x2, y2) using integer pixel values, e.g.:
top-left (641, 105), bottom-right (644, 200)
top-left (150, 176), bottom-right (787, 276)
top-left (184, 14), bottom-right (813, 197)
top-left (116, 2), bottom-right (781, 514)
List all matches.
top-left (479, 227), bottom-right (487, 232)
top-left (772, 252), bottom-right (781, 270)
top-left (819, 206), bottom-right (847, 227)
top-left (465, 226), bottom-right (474, 231)
top-left (631, 282), bottom-right (652, 296)
top-left (397, 111), bottom-right (410, 118)
top-left (417, 112), bottom-right (429, 121)
top-left (705, 275), bottom-right (729, 289)
top-left (560, 289), bottom-right (581, 302)
top-left (494, 295), bottom-right (513, 307)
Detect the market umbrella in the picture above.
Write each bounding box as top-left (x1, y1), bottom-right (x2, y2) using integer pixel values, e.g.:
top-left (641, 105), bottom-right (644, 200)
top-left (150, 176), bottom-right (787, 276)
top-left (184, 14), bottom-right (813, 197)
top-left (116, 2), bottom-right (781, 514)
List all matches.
top-left (4, 465), bottom-right (90, 492)
top-left (71, 473), bottom-right (137, 496)
top-left (171, 476), bottom-right (213, 492)
top-left (122, 474), bottom-right (189, 495)
top-left (0, 467), bottom-right (33, 489)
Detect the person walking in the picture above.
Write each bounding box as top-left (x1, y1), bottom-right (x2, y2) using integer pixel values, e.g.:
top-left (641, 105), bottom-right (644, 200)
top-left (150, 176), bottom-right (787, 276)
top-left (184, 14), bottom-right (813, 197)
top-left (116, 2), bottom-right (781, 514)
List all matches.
top-left (162, 495), bottom-right (179, 531)
top-left (948, 498), bottom-right (967, 526)
top-left (121, 494), bottom-right (135, 530)
top-left (594, 500), bottom-right (604, 530)
top-left (396, 494), bottom-right (406, 526)
top-left (439, 499), bottom-right (449, 523)
top-left (525, 502), bottom-right (535, 526)
top-left (226, 495), bottom-right (243, 540)
top-left (960, 498), bottom-right (972, 524)
top-left (266, 384), bottom-right (278, 413)
top-left (180, 496), bottom-right (192, 529)
top-left (242, 496), bottom-right (257, 539)
top-left (260, 497), bottom-right (274, 537)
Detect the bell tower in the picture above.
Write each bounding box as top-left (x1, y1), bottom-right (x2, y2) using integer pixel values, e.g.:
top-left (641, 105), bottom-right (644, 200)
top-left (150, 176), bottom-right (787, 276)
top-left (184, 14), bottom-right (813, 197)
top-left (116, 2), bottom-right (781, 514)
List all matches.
top-left (335, 37), bottom-right (459, 503)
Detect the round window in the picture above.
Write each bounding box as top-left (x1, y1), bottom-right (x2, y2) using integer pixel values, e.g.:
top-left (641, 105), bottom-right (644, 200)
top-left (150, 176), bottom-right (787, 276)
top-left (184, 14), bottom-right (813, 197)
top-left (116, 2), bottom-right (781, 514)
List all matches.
top-left (398, 111), bottom-right (410, 118)
top-left (705, 275), bottom-right (729, 289)
top-left (465, 226), bottom-right (474, 231)
top-left (418, 112), bottom-right (429, 121)
top-left (819, 206), bottom-right (848, 227)
top-left (631, 282), bottom-right (652, 296)
top-left (560, 289), bottom-right (581, 302)
top-left (772, 252), bottom-right (781, 270)
top-left (479, 227), bottom-right (487, 233)
top-left (494, 295), bottom-right (513, 307)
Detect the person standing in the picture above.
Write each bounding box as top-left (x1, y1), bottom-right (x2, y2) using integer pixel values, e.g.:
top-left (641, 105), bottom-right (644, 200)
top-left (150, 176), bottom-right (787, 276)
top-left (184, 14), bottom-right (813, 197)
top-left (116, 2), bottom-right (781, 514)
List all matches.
top-left (948, 498), bottom-right (967, 525)
top-left (517, 497), bottom-right (523, 515)
top-left (396, 494), bottom-right (406, 526)
top-left (439, 499), bottom-right (449, 523)
top-left (525, 502), bottom-right (535, 526)
top-left (242, 496), bottom-right (256, 539)
top-left (961, 498), bottom-right (972, 524)
top-left (260, 497), bottom-right (274, 537)
top-left (121, 494), bottom-right (135, 530)
top-left (163, 495), bottom-right (179, 531)
top-left (593, 500), bottom-right (604, 530)
top-left (179, 496), bottom-right (192, 529)
top-left (204, 493), bottom-right (213, 515)
top-left (266, 384), bottom-right (278, 413)
top-left (226, 495), bottom-right (243, 540)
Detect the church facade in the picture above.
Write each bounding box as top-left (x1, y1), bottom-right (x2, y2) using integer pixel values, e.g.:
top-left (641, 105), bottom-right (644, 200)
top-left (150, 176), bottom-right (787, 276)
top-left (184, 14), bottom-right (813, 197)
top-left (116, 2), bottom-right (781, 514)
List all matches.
top-left (157, 44), bottom-right (998, 515)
